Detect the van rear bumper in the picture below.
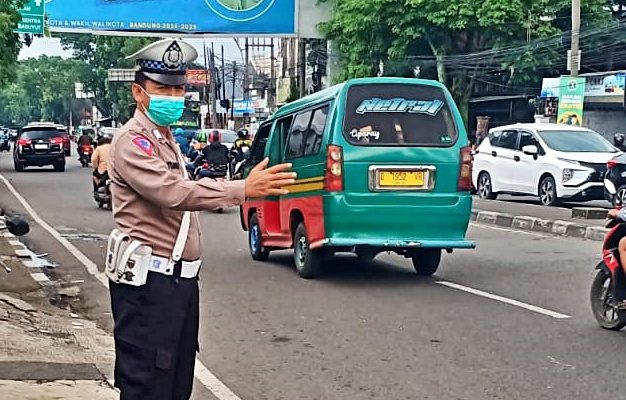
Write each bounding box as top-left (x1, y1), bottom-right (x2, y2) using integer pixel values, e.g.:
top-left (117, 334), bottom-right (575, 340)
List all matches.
top-left (313, 238), bottom-right (475, 250)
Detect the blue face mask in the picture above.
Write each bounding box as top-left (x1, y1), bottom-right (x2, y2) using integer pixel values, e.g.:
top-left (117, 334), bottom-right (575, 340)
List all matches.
top-left (140, 89), bottom-right (185, 126)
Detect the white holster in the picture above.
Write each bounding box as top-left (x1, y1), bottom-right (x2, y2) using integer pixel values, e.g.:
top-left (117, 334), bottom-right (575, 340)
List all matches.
top-left (106, 144), bottom-right (193, 286)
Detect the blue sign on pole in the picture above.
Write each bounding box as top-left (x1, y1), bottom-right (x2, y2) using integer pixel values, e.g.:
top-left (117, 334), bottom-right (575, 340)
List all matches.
top-left (45, 0), bottom-right (296, 34)
top-left (233, 99), bottom-right (255, 115)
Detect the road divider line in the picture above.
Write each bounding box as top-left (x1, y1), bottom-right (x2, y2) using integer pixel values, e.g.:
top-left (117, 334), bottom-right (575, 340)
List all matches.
top-left (470, 222), bottom-right (548, 237)
top-left (0, 172), bottom-right (243, 400)
top-left (436, 280), bottom-right (571, 320)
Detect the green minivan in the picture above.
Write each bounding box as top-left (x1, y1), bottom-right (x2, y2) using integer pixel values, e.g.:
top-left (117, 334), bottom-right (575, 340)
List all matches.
top-left (241, 77), bottom-right (474, 278)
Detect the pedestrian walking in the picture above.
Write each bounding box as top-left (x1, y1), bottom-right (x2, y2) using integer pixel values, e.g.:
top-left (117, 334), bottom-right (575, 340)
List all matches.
top-left (105, 38), bottom-right (296, 400)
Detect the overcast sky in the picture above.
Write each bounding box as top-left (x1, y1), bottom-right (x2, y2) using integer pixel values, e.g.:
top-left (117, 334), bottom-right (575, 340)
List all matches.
top-left (19, 36), bottom-right (245, 65)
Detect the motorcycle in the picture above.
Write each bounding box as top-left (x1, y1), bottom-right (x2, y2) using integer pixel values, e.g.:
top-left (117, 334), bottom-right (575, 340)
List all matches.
top-left (229, 145), bottom-right (250, 178)
top-left (0, 136), bottom-right (10, 152)
top-left (94, 174), bottom-right (112, 210)
top-left (230, 146), bottom-right (251, 180)
top-left (80, 145), bottom-right (93, 167)
top-left (194, 163), bottom-right (228, 213)
top-left (590, 179), bottom-right (626, 330)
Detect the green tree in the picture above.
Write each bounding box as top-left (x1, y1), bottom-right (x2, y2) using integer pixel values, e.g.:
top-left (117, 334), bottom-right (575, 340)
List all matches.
top-left (320, 0), bottom-right (611, 123)
top-left (0, 0), bottom-right (24, 88)
top-left (59, 34), bottom-right (155, 123)
top-left (0, 56), bottom-right (82, 126)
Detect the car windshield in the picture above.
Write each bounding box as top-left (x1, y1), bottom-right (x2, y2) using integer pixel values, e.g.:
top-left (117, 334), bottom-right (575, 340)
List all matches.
top-left (21, 130), bottom-right (61, 140)
top-left (537, 130), bottom-right (617, 153)
top-left (221, 131), bottom-right (237, 143)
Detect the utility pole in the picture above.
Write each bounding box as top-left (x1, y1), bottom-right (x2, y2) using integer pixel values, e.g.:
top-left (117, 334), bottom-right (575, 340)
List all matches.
top-left (269, 38), bottom-right (276, 111)
top-left (298, 38), bottom-right (306, 98)
top-left (221, 45), bottom-right (226, 127)
top-left (570, 0), bottom-right (581, 77)
top-left (231, 61), bottom-right (237, 123)
top-left (244, 38), bottom-right (250, 126)
top-left (203, 41), bottom-right (210, 128)
top-left (209, 47), bottom-right (218, 129)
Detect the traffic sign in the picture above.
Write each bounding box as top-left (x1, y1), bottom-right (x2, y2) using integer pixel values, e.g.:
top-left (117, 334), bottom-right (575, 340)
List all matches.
top-left (14, 0), bottom-right (45, 35)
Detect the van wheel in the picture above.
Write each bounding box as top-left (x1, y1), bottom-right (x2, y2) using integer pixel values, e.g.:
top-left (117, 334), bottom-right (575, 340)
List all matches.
top-left (477, 172), bottom-right (497, 200)
top-left (14, 162), bottom-right (24, 172)
top-left (54, 162), bottom-right (65, 172)
top-left (539, 176), bottom-right (560, 207)
top-left (293, 223), bottom-right (321, 279)
top-left (411, 249), bottom-right (442, 276)
top-left (249, 213), bottom-right (269, 261)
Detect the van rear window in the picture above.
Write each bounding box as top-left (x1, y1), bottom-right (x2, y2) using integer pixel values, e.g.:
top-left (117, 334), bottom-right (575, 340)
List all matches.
top-left (343, 84), bottom-right (458, 146)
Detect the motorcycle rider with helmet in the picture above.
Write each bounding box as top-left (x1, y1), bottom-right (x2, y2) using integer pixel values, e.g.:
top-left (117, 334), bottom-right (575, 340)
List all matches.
top-left (186, 130), bottom-right (208, 176)
top-left (91, 132), bottom-right (113, 193)
top-left (191, 130), bottom-right (229, 180)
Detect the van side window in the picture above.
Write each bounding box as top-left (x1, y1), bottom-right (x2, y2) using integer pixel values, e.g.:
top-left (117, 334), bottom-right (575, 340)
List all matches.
top-left (250, 124), bottom-right (272, 165)
top-left (303, 105), bottom-right (329, 156)
top-left (518, 131), bottom-right (542, 153)
top-left (275, 116), bottom-right (294, 153)
top-left (286, 110), bottom-right (312, 158)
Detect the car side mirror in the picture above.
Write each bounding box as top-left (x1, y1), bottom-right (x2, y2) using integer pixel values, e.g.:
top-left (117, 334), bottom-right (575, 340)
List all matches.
top-left (522, 145), bottom-right (538, 156)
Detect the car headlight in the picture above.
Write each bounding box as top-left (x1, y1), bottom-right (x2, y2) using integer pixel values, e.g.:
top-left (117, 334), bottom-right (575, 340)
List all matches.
top-left (557, 158), bottom-right (581, 165)
top-left (563, 168), bottom-right (574, 183)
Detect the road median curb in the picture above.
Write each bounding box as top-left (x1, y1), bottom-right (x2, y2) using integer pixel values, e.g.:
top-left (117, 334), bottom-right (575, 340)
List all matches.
top-left (473, 210), bottom-right (609, 241)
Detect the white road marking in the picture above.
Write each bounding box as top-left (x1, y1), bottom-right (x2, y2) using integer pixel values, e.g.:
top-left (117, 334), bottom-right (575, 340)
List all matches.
top-left (30, 272), bottom-right (49, 282)
top-left (470, 222), bottom-right (549, 238)
top-left (0, 172), bottom-right (243, 400)
top-left (436, 281), bottom-right (571, 320)
top-left (8, 240), bottom-right (22, 247)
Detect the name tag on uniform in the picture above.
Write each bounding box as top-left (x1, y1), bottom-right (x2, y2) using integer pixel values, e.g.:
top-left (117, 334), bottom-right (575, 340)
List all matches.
top-left (166, 161), bottom-right (180, 170)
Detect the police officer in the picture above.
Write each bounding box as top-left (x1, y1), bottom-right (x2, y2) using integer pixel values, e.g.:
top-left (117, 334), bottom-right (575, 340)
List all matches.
top-left (107, 38), bottom-right (296, 400)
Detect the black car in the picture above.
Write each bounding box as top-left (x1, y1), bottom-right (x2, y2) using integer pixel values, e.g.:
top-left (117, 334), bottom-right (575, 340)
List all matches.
top-left (13, 124), bottom-right (66, 172)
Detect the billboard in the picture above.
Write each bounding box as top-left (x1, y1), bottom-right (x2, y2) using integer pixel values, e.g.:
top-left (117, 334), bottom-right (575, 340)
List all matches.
top-left (45, 0), bottom-right (296, 34)
top-left (557, 77), bottom-right (586, 127)
top-left (541, 71), bottom-right (626, 99)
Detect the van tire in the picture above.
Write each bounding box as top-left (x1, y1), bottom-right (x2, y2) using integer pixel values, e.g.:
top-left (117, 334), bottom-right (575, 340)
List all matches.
top-left (293, 223), bottom-right (321, 279)
top-left (249, 213), bottom-right (270, 261)
top-left (356, 248), bottom-right (377, 263)
top-left (411, 249), bottom-right (442, 276)
top-left (477, 172), bottom-right (497, 200)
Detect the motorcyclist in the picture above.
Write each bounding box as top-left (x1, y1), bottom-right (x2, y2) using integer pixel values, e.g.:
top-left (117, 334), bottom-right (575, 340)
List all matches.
top-left (192, 130), bottom-right (229, 179)
top-left (186, 130), bottom-right (209, 176)
top-left (78, 131), bottom-right (95, 159)
top-left (91, 133), bottom-right (112, 192)
top-left (614, 134), bottom-right (626, 152)
top-left (233, 128), bottom-right (252, 153)
top-left (174, 127), bottom-right (190, 157)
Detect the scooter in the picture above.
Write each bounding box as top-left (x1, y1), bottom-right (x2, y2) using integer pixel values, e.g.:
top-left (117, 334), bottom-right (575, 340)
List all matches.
top-left (229, 145), bottom-right (250, 179)
top-left (80, 145), bottom-right (93, 167)
top-left (590, 179), bottom-right (626, 330)
top-left (230, 147), bottom-right (251, 180)
top-left (94, 175), bottom-right (112, 210)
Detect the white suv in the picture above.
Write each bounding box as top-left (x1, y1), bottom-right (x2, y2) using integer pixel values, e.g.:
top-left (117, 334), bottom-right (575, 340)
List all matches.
top-left (472, 123), bottom-right (619, 206)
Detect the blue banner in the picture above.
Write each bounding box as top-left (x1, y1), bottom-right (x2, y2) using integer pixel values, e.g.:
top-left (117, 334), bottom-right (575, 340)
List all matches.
top-left (45, 0), bottom-right (296, 34)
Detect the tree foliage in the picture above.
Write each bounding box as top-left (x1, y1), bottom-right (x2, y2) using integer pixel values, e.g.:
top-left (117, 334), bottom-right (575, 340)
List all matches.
top-left (0, 56), bottom-right (83, 126)
top-left (58, 34), bottom-right (155, 122)
top-left (0, 0), bottom-right (25, 88)
top-left (320, 0), bottom-right (612, 122)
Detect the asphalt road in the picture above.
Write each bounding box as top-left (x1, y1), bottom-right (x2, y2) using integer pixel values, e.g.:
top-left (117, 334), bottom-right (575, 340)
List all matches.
top-left (1, 149), bottom-right (625, 400)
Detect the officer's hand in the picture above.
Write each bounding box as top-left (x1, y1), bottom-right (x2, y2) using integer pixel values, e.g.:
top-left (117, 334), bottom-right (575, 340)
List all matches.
top-left (245, 158), bottom-right (296, 198)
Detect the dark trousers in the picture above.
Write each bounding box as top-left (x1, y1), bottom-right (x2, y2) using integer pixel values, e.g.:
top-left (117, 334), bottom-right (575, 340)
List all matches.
top-left (109, 271), bottom-right (199, 400)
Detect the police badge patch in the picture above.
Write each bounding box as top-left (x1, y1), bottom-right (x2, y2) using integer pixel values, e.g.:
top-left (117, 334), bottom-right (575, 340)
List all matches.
top-left (132, 137), bottom-right (154, 156)
top-left (162, 41), bottom-right (183, 71)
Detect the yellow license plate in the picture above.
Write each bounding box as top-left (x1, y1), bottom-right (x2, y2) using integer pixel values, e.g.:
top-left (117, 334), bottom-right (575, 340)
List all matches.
top-left (379, 170), bottom-right (425, 187)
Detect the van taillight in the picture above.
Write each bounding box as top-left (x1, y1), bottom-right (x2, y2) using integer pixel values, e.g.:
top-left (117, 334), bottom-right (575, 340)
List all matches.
top-left (325, 145), bottom-right (344, 192)
top-left (458, 146), bottom-right (473, 191)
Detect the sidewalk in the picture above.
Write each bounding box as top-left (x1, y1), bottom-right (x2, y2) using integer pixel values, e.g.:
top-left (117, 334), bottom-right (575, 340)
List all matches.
top-left (472, 197), bottom-right (609, 241)
top-left (0, 234), bottom-right (117, 399)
